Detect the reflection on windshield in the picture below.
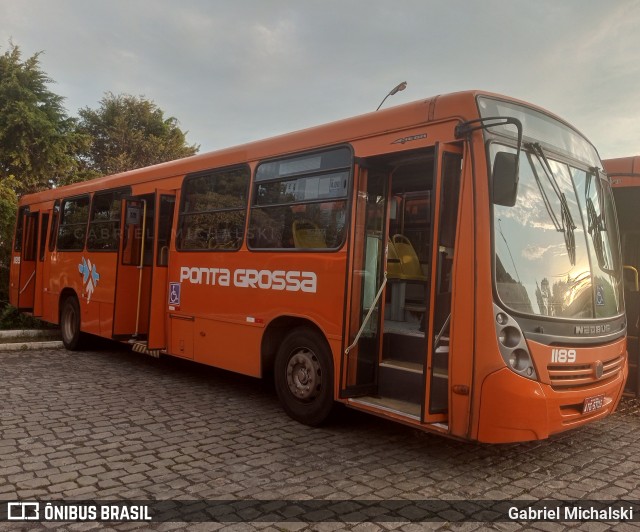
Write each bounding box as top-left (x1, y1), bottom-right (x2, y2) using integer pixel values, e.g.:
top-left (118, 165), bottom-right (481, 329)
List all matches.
top-left (528, 143), bottom-right (577, 266)
top-left (573, 168), bottom-right (622, 318)
top-left (493, 145), bottom-right (623, 319)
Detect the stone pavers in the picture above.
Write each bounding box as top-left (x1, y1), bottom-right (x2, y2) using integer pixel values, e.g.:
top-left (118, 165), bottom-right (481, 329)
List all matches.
top-left (0, 345), bottom-right (639, 530)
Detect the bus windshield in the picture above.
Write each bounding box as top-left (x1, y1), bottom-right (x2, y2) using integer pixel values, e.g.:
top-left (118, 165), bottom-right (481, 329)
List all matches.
top-left (490, 142), bottom-right (622, 319)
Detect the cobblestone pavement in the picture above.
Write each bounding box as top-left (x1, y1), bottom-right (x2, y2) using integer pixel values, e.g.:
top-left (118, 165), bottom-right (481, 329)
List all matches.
top-left (1, 344), bottom-right (639, 531)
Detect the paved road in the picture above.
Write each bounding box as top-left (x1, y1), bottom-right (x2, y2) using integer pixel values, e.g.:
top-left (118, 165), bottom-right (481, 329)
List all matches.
top-left (1, 344), bottom-right (639, 531)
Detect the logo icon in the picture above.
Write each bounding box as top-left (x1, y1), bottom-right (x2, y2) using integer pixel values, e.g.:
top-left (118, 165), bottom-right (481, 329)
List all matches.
top-left (78, 257), bottom-right (100, 303)
top-left (392, 133), bottom-right (427, 145)
top-left (594, 360), bottom-right (604, 379)
top-left (7, 502), bottom-right (39, 520)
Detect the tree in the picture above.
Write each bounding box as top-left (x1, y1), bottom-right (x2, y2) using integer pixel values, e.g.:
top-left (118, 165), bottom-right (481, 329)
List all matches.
top-left (74, 93), bottom-right (199, 177)
top-left (0, 43), bottom-right (83, 193)
top-left (0, 176), bottom-right (18, 303)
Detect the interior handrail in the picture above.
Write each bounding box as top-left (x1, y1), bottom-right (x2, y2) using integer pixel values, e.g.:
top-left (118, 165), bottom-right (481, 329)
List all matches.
top-left (434, 313), bottom-right (451, 348)
top-left (344, 272), bottom-right (387, 356)
top-left (19, 271), bottom-right (36, 295)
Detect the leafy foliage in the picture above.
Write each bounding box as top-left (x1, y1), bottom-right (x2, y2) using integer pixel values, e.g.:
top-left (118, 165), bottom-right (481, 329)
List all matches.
top-left (74, 93), bottom-right (199, 177)
top-left (0, 42), bottom-right (200, 315)
top-left (0, 43), bottom-right (84, 193)
top-left (0, 176), bottom-right (18, 304)
top-left (0, 302), bottom-right (47, 330)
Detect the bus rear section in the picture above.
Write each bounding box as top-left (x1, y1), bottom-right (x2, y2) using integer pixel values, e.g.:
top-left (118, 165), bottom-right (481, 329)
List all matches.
top-left (604, 155), bottom-right (640, 397)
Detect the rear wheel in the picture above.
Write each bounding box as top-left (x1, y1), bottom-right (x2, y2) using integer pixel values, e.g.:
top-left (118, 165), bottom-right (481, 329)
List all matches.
top-left (60, 296), bottom-right (84, 351)
top-left (274, 327), bottom-right (334, 426)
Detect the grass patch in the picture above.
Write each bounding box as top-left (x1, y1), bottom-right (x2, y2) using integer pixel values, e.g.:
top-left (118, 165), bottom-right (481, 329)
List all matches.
top-left (0, 303), bottom-right (53, 331)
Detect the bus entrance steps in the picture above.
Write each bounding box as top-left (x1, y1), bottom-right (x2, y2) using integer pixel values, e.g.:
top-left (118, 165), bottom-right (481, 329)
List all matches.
top-left (375, 329), bottom-right (450, 417)
top-left (378, 359), bottom-right (423, 405)
top-left (349, 396), bottom-right (421, 420)
top-left (377, 332), bottom-right (427, 409)
top-left (130, 340), bottom-right (162, 358)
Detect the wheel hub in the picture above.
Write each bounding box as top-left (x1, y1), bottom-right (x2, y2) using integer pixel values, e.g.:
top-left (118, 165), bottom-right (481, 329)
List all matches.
top-left (286, 348), bottom-right (321, 401)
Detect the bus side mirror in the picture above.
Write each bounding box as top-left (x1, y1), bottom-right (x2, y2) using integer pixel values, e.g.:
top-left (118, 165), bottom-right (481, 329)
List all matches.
top-left (493, 152), bottom-right (519, 207)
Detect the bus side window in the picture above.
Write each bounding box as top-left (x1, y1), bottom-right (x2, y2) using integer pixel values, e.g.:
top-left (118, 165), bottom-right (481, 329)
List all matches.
top-left (156, 195), bottom-right (175, 266)
top-left (39, 213), bottom-right (50, 261)
top-left (57, 195), bottom-right (90, 251)
top-left (177, 166), bottom-right (249, 251)
top-left (248, 147), bottom-right (352, 251)
top-left (49, 201), bottom-right (60, 252)
top-left (14, 206), bottom-right (28, 252)
top-left (23, 213), bottom-right (39, 261)
top-left (87, 188), bottom-right (130, 251)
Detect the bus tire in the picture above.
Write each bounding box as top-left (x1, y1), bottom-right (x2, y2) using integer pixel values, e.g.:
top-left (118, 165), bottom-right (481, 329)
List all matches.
top-left (60, 296), bottom-right (84, 351)
top-left (274, 327), bottom-right (334, 426)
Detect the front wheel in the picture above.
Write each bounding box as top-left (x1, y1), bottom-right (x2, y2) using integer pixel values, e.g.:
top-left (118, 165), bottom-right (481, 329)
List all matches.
top-left (274, 327), bottom-right (334, 426)
top-left (60, 296), bottom-right (85, 351)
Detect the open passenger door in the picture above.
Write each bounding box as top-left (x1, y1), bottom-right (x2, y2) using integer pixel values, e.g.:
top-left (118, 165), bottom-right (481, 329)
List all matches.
top-left (341, 144), bottom-right (463, 427)
top-left (342, 166), bottom-right (387, 397)
top-left (113, 191), bottom-right (176, 354)
top-left (148, 191), bottom-right (176, 351)
top-left (422, 143), bottom-right (463, 423)
top-left (15, 210), bottom-right (39, 311)
top-left (32, 211), bottom-right (50, 317)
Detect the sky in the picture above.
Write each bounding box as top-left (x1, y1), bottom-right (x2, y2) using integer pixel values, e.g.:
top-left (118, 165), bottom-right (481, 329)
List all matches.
top-left (2, 0), bottom-right (640, 160)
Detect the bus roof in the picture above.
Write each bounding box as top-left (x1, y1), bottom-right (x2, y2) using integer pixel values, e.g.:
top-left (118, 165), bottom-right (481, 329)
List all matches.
top-left (604, 156), bottom-right (640, 176)
top-left (603, 156), bottom-right (640, 188)
top-left (17, 89), bottom-right (562, 205)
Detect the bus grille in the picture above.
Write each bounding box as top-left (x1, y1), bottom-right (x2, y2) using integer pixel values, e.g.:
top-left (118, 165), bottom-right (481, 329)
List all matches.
top-left (547, 355), bottom-right (624, 391)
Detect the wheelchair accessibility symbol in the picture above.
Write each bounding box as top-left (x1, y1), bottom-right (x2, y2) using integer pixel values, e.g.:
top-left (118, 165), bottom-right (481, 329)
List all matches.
top-left (595, 285), bottom-right (605, 306)
top-left (168, 282), bottom-right (181, 306)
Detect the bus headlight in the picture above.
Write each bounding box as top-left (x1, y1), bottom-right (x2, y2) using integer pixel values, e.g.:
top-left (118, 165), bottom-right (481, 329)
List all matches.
top-left (493, 304), bottom-right (537, 380)
top-left (509, 349), bottom-right (529, 371)
top-left (498, 326), bottom-right (521, 348)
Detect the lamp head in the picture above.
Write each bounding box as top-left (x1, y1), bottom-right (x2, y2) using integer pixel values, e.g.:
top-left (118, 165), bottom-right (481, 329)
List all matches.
top-left (389, 81), bottom-right (407, 96)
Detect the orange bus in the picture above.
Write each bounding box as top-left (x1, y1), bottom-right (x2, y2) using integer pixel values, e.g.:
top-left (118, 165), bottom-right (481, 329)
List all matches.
top-left (602, 156), bottom-right (640, 396)
top-left (10, 91), bottom-right (627, 443)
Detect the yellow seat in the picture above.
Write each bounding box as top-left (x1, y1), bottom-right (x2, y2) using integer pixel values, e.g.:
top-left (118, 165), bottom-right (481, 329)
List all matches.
top-left (386, 239), bottom-right (403, 279)
top-left (391, 234), bottom-right (426, 281)
top-left (293, 220), bottom-right (327, 248)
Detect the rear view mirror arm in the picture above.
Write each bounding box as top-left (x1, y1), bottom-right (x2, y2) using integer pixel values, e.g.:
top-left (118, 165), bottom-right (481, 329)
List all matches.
top-left (455, 116), bottom-right (523, 160)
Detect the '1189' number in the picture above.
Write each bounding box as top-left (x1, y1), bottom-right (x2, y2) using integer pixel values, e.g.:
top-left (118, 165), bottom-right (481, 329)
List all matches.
top-left (551, 348), bottom-right (576, 363)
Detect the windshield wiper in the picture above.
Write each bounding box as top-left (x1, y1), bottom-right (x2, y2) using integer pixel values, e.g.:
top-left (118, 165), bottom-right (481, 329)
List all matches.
top-left (527, 142), bottom-right (577, 266)
top-left (585, 170), bottom-right (613, 272)
top-left (588, 167), bottom-right (608, 231)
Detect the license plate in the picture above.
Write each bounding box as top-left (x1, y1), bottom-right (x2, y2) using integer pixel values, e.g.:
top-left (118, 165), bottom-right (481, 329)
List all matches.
top-left (582, 394), bottom-right (604, 414)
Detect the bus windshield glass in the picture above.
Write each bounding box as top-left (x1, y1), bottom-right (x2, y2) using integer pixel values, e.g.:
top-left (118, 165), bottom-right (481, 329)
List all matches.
top-left (480, 101), bottom-right (623, 319)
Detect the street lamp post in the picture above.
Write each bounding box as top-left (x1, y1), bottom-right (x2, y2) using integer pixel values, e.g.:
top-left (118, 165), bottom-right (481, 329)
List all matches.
top-left (376, 81), bottom-right (407, 111)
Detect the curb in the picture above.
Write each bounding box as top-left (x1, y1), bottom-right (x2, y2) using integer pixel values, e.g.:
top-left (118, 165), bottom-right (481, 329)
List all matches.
top-left (0, 340), bottom-right (64, 352)
top-left (0, 329), bottom-right (60, 340)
